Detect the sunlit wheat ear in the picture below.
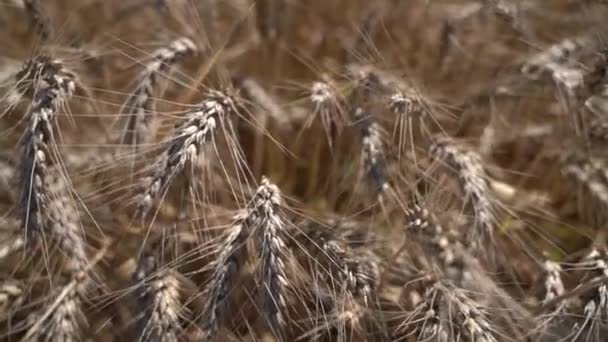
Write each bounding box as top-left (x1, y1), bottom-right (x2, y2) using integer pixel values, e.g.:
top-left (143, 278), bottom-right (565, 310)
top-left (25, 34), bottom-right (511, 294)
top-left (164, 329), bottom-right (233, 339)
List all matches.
top-left (409, 282), bottom-right (498, 342)
top-left (570, 248), bottom-right (608, 341)
top-left (252, 177), bottom-right (289, 337)
top-left (307, 77), bottom-right (345, 146)
top-left (562, 155), bottom-right (608, 207)
top-left (201, 178), bottom-right (288, 340)
top-left (200, 214), bottom-right (250, 341)
top-left (304, 227), bottom-right (375, 304)
top-left (521, 37), bottom-right (590, 80)
top-left (20, 171), bottom-right (90, 341)
top-left (121, 37), bottom-right (197, 148)
top-left (137, 90), bottom-right (239, 218)
top-left (430, 138), bottom-right (497, 252)
top-left (133, 254), bottom-right (183, 342)
top-left (5, 55), bottom-right (71, 109)
top-left (354, 107), bottom-right (388, 195)
top-left (16, 56), bottom-right (76, 238)
top-left (542, 260), bottom-right (565, 306)
top-left (27, 239), bottom-right (109, 341)
top-left (30, 278), bottom-right (88, 342)
top-left (521, 36), bottom-right (589, 95)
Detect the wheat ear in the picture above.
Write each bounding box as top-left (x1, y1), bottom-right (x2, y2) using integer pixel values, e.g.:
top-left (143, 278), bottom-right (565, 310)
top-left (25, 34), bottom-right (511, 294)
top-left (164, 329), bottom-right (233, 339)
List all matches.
top-left (134, 254), bottom-right (183, 342)
top-left (200, 215), bottom-right (250, 341)
top-left (252, 177), bottom-right (289, 336)
top-left (16, 56), bottom-right (76, 238)
top-left (121, 37), bottom-right (197, 147)
top-left (430, 138), bottom-right (496, 250)
top-left (138, 90), bottom-right (237, 216)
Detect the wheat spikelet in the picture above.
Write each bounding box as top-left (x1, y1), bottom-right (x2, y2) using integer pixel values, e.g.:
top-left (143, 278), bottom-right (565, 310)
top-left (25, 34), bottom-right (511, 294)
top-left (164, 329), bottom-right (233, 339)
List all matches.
top-left (121, 37), bottom-right (197, 147)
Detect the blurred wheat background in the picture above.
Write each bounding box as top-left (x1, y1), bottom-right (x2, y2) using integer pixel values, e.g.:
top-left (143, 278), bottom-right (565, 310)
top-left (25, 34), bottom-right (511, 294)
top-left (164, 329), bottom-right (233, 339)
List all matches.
top-left (1, 0), bottom-right (608, 341)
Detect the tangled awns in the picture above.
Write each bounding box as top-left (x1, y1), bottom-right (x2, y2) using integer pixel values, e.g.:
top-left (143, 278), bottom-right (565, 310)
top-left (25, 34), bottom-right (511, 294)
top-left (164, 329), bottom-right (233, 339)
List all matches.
top-left (3, 0), bottom-right (608, 341)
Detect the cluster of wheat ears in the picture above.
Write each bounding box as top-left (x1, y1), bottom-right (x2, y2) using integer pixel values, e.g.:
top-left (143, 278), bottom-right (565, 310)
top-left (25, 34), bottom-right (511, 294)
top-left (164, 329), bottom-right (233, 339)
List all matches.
top-left (1, 0), bottom-right (608, 341)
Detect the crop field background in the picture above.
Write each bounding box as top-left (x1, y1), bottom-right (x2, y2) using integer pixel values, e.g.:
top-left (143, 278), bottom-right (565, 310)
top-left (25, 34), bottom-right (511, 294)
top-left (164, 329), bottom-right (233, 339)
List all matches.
top-left (0, 0), bottom-right (608, 341)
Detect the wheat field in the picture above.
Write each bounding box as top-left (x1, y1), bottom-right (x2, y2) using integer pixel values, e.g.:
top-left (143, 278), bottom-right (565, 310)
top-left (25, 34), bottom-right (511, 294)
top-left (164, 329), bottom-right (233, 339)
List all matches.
top-left (0, 0), bottom-right (607, 341)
